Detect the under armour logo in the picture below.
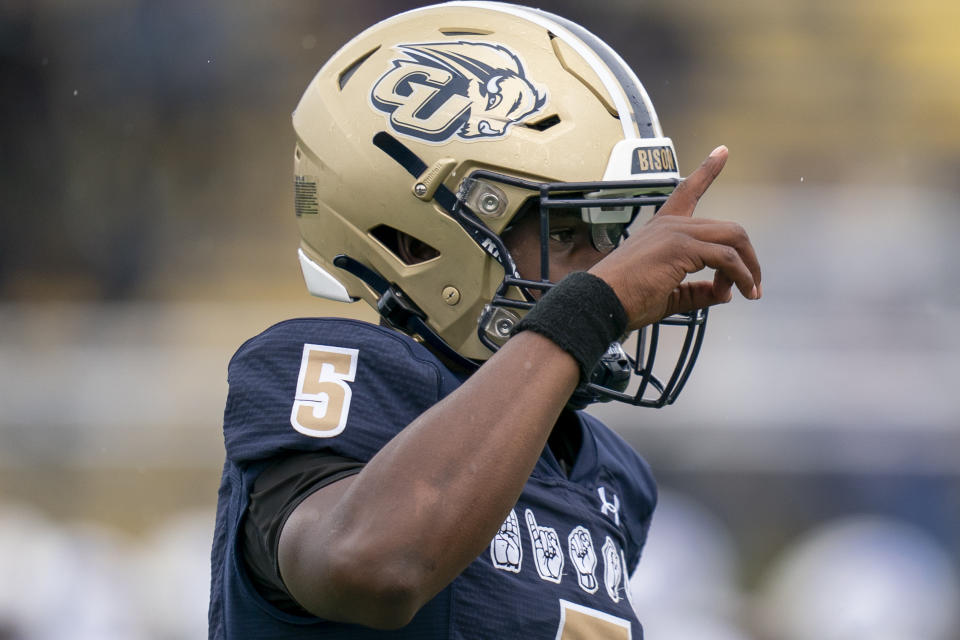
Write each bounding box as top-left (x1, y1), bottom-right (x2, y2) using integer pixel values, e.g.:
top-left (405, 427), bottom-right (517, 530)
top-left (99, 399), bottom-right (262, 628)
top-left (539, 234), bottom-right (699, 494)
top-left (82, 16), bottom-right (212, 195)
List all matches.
top-left (598, 487), bottom-right (620, 527)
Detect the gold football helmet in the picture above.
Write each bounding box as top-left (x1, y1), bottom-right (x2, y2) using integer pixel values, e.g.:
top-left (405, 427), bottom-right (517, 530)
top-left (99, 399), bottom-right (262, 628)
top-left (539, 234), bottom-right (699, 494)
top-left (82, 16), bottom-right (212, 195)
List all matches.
top-left (293, 1), bottom-right (707, 407)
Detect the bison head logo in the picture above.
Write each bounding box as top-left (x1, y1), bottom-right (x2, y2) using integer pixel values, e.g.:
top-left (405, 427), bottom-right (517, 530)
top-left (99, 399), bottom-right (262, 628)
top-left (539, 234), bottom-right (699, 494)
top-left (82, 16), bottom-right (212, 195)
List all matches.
top-left (370, 41), bottom-right (548, 143)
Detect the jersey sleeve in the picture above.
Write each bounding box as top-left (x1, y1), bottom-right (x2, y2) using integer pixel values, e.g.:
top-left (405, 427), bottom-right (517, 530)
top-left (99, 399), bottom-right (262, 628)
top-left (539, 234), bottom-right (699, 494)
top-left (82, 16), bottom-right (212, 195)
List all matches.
top-left (222, 318), bottom-right (462, 467)
top-left (241, 451), bottom-right (364, 614)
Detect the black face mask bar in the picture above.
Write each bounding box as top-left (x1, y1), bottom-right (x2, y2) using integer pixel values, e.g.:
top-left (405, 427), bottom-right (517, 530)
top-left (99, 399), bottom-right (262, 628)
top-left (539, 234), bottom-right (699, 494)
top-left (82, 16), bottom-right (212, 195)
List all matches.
top-left (572, 307), bottom-right (709, 408)
top-left (368, 131), bottom-right (708, 407)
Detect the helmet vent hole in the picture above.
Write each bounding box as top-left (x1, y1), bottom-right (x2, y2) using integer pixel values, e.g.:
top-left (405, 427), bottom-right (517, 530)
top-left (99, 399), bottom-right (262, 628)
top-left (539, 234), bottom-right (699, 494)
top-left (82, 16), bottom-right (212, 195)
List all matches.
top-left (338, 45), bottom-right (380, 90)
top-left (370, 225), bottom-right (440, 265)
top-left (439, 28), bottom-right (493, 36)
top-left (522, 114), bottom-right (561, 131)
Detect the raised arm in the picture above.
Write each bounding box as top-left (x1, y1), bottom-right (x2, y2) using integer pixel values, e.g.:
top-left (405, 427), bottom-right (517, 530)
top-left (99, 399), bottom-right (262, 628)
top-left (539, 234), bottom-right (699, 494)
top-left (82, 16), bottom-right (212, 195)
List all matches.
top-left (277, 146), bottom-right (761, 629)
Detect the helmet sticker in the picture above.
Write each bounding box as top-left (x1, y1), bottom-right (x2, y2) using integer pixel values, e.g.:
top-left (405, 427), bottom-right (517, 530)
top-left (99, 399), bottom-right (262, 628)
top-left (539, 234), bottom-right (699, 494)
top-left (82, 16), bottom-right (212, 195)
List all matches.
top-left (631, 145), bottom-right (676, 174)
top-left (370, 41), bottom-right (547, 144)
top-left (294, 175), bottom-right (319, 216)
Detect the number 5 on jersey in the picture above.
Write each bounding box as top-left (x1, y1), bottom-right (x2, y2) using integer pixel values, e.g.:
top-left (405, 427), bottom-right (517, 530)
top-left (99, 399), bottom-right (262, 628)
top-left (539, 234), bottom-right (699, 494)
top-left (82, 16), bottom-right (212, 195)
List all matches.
top-left (290, 344), bottom-right (358, 438)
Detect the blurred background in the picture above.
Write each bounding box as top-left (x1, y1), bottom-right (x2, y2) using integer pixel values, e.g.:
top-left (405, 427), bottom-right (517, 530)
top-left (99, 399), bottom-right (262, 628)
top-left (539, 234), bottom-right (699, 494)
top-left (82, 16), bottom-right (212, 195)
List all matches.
top-left (1, 0), bottom-right (958, 638)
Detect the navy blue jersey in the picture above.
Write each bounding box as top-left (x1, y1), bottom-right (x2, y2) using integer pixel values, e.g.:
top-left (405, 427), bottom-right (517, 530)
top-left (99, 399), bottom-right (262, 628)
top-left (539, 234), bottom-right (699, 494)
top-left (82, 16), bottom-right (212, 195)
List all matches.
top-left (209, 318), bottom-right (657, 639)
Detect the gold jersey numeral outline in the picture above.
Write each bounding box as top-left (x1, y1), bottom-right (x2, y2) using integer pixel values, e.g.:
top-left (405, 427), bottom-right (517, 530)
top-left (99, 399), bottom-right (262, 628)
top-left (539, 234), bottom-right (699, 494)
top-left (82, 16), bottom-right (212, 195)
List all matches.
top-left (290, 344), bottom-right (359, 438)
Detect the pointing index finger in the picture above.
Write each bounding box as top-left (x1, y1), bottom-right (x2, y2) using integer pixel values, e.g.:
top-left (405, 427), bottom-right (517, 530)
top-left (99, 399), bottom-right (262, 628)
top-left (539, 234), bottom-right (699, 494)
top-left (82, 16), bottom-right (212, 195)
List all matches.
top-left (525, 509), bottom-right (539, 532)
top-left (658, 145), bottom-right (728, 217)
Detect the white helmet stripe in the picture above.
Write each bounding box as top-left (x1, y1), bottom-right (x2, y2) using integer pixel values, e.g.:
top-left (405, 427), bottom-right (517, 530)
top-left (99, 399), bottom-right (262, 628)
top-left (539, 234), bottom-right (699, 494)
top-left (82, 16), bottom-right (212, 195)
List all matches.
top-left (438, 1), bottom-right (641, 139)
top-left (521, 6), bottom-right (663, 139)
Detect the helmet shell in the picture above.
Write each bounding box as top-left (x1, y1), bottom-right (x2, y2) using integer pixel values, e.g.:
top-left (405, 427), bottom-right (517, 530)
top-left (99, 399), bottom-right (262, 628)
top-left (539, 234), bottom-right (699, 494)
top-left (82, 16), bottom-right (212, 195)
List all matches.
top-left (294, 2), bottom-right (667, 359)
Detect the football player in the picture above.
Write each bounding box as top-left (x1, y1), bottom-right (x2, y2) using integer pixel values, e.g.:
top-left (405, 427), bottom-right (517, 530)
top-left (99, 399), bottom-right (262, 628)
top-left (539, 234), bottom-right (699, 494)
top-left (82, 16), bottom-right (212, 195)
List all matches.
top-left (209, 3), bottom-right (761, 638)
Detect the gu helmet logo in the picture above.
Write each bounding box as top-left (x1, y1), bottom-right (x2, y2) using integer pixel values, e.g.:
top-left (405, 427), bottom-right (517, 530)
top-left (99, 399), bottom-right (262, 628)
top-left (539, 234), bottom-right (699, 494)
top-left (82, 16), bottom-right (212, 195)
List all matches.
top-left (370, 41), bottom-right (547, 144)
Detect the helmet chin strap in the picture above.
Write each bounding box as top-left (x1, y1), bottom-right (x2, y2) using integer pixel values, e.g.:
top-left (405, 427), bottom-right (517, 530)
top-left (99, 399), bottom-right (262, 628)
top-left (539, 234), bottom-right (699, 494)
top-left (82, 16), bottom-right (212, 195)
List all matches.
top-left (337, 132), bottom-right (523, 372)
top-left (372, 132), bottom-right (459, 214)
top-left (373, 132), bottom-right (515, 269)
top-left (331, 254), bottom-right (479, 373)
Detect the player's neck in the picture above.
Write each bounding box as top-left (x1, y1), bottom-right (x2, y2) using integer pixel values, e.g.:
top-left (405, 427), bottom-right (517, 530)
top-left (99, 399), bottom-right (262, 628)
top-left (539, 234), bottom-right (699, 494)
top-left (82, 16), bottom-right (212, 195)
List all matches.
top-left (548, 409), bottom-right (583, 477)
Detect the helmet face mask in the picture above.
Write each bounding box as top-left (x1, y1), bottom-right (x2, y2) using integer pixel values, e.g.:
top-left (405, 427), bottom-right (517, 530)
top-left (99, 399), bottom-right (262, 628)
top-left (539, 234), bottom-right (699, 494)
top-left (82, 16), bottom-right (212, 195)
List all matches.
top-left (451, 167), bottom-right (708, 408)
top-left (573, 309), bottom-right (709, 408)
top-left (293, 1), bottom-right (709, 407)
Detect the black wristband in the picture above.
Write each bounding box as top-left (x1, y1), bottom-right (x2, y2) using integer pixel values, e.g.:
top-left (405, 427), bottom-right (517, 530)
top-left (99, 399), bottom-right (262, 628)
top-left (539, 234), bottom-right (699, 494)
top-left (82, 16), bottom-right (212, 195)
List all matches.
top-left (511, 271), bottom-right (628, 382)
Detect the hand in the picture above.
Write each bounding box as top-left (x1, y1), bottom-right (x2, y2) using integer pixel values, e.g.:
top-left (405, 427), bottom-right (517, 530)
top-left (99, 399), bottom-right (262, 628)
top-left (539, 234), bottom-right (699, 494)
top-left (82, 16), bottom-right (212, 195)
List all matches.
top-left (524, 509), bottom-right (564, 583)
top-left (568, 526), bottom-right (599, 593)
top-left (601, 536), bottom-right (623, 602)
top-left (490, 509), bottom-right (522, 572)
top-left (589, 145), bottom-right (762, 330)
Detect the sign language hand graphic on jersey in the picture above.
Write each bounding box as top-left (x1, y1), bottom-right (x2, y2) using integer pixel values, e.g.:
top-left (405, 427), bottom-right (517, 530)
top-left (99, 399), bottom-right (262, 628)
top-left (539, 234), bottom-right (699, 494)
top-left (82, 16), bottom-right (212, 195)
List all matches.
top-left (567, 526), bottom-right (599, 593)
top-left (524, 509), bottom-right (564, 583)
top-left (490, 509), bottom-right (522, 573)
top-left (602, 536), bottom-right (624, 602)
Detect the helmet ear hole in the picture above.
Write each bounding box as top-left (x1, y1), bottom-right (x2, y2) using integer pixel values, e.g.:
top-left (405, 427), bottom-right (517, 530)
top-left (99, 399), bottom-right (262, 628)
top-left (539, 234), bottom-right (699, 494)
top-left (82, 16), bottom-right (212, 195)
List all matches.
top-left (521, 113), bottom-right (561, 131)
top-left (370, 225), bottom-right (440, 265)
